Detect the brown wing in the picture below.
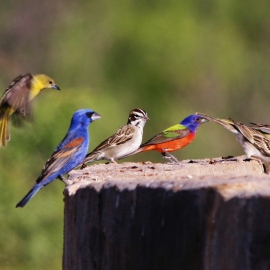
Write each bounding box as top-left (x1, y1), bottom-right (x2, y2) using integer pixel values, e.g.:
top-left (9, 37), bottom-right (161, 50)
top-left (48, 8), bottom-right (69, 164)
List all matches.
top-left (91, 125), bottom-right (134, 152)
top-left (228, 118), bottom-right (257, 144)
top-left (250, 123), bottom-right (270, 134)
top-left (252, 134), bottom-right (270, 156)
top-left (229, 118), bottom-right (270, 156)
top-left (0, 74), bottom-right (32, 118)
top-left (36, 137), bottom-right (84, 184)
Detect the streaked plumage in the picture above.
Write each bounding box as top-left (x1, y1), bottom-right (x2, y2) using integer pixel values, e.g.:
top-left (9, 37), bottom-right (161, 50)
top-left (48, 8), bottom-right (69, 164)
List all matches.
top-left (249, 123), bottom-right (270, 138)
top-left (197, 112), bottom-right (270, 173)
top-left (130, 114), bottom-right (208, 163)
top-left (0, 73), bottom-right (60, 147)
top-left (82, 108), bottom-right (149, 165)
top-left (16, 109), bottom-right (101, 208)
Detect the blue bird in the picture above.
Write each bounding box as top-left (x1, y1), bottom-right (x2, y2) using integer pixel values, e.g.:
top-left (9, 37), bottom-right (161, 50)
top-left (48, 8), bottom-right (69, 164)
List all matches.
top-left (16, 109), bottom-right (101, 208)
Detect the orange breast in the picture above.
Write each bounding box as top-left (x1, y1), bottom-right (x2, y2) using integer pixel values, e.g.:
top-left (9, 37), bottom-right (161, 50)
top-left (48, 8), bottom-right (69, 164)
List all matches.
top-left (141, 133), bottom-right (196, 153)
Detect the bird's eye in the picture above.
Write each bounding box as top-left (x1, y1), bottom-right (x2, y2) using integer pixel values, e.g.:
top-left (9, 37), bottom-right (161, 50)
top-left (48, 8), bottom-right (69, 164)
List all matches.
top-left (49, 80), bottom-right (52, 84)
top-left (195, 118), bottom-right (200, 122)
top-left (86, 112), bottom-right (93, 117)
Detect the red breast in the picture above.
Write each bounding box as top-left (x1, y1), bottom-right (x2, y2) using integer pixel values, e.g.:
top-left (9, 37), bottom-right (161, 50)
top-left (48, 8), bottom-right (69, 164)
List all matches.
top-left (140, 133), bottom-right (196, 153)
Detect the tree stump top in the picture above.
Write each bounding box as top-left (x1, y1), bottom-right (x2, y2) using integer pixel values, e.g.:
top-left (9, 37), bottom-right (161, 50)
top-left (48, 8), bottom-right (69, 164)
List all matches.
top-left (66, 156), bottom-right (269, 200)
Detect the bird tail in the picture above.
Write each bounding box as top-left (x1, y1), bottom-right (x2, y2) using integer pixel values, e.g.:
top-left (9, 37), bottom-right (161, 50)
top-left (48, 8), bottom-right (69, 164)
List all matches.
top-left (119, 145), bottom-right (153, 160)
top-left (82, 152), bottom-right (101, 165)
top-left (134, 145), bottom-right (156, 154)
top-left (16, 184), bottom-right (42, 208)
top-left (131, 147), bottom-right (145, 155)
top-left (0, 112), bottom-right (10, 147)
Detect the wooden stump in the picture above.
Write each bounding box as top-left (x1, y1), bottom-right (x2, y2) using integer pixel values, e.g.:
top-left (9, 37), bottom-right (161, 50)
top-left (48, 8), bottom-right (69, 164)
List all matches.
top-left (63, 157), bottom-right (270, 270)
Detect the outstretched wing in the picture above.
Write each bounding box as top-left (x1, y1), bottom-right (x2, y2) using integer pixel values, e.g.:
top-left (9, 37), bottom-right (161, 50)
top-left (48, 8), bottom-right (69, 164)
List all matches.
top-left (0, 74), bottom-right (33, 119)
top-left (36, 137), bottom-right (84, 184)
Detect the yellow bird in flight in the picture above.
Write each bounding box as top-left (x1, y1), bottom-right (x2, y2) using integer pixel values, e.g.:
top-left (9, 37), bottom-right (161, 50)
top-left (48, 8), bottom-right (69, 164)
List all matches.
top-left (0, 73), bottom-right (60, 147)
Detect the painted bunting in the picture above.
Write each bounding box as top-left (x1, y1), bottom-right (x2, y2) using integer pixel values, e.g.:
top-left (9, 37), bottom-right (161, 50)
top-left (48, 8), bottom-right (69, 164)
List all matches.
top-left (129, 114), bottom-right (208, 163)
top-left (82, 108), bottom-right (149, 165)
top-left (0, 73), bottom-right (60, 147)
top-left (16, 109), bottom-right (101, 207)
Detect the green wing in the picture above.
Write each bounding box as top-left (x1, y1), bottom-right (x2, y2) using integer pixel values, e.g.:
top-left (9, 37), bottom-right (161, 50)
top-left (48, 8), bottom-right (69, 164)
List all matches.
top-left (141, 124), bottom-right (190, 146)
top-left (162, 124), bottom-right (188, 138)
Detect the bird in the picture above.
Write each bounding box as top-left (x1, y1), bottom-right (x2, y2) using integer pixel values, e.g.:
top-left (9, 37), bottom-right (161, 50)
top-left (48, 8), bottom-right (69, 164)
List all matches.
top-left (81, 108), bottom-right (149, 166)
top-left (0, 73), bottom-right (60, 147)
top-left (16, 109), bottom-right (101, 208)
top-left (129, 114), bottom-right (208, 164)
top-left (249, 122), bottom-right (270, 138)
top-left (197, 112), bottom-right (270, 173)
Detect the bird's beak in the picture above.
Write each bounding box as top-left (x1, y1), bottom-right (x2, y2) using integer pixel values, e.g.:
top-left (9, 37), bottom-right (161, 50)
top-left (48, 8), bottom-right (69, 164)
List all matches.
top-left (200, 118), bottom-right (209, 123)
top-left (52, 84), bottom-right (60, 90)
top-left (145, 115), bottom-right (150, 120)
top-left (91, 112), bottom-right (101, 121)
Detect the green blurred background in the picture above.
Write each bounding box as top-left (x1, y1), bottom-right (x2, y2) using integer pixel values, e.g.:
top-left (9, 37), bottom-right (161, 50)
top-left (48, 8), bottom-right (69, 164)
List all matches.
top-left (1, 0), bottom-right (270, 268)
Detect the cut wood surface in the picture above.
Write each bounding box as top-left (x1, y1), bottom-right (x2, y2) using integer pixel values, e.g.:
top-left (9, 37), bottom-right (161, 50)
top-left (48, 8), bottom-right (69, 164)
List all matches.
top-left (63, 156), bottom-right (270, 270)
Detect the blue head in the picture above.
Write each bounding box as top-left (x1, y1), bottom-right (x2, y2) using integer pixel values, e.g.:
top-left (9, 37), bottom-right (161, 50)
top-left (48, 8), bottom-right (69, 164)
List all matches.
top-left (69, 109), bottom-right (101, 131)
top-left (180, 114), bottom-right (208, 133)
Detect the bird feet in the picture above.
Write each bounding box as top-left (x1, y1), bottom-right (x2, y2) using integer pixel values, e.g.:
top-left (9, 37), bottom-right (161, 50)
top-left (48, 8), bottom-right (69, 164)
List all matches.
top-left (162, 152), bottom-right (180, 165)
top-left (58, 175), bottom-right (73, 186)
top-left (80, 163), bottom-right (87, 169)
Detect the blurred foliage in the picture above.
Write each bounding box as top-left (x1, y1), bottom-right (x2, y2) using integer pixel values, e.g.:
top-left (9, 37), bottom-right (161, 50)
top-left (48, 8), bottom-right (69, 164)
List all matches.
top-left (1, 0), bottom-right (270, 268)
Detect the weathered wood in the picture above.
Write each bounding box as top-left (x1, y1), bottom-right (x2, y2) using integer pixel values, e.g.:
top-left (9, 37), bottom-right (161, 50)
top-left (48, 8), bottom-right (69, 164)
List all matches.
top-left (63, 157), bottom-right (270, 270)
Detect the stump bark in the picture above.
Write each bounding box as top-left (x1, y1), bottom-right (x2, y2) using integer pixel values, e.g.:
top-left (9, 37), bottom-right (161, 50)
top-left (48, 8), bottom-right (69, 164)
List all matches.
top-left (63, 157), bottom-right (270, 270)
